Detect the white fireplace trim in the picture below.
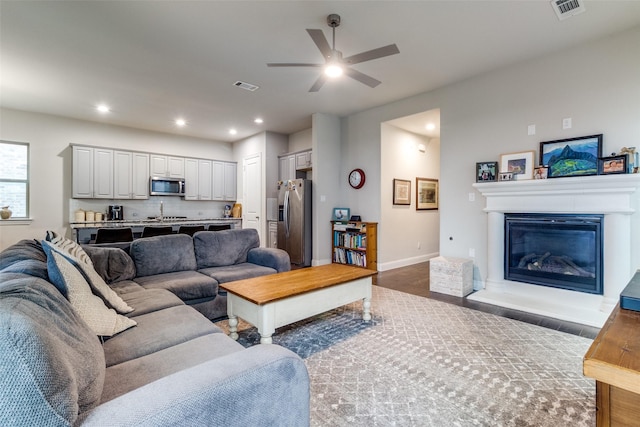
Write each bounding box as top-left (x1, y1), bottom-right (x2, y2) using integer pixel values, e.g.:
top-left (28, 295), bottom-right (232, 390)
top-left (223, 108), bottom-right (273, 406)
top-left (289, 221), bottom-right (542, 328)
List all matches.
top-left (470, 174), bottom-right (640, 327)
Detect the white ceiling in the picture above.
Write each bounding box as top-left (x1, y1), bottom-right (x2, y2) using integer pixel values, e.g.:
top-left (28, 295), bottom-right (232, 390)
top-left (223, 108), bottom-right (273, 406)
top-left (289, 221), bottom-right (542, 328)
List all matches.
top-left (2, 1), bottom-right (640, 142)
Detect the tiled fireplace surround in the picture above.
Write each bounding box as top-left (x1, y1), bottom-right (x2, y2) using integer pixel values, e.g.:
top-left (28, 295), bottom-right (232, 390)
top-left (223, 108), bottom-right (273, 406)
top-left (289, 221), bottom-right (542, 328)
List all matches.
top-left (471, 174), bottom-right (640, 327)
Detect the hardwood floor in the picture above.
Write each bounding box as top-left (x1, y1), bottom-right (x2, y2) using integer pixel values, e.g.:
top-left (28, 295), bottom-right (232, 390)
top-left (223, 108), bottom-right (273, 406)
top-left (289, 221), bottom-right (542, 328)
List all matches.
top-left (373, 261), bottom-right (601, 339)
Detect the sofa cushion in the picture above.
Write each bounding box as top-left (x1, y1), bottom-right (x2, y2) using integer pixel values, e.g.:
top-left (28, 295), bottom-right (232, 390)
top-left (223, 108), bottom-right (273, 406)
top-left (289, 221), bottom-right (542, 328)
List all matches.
top-left (45, 230), bottom-right (93, 265)
top-left (199, 263), bottom-right (277, 284)
top-left (130, 234), bottom-right (197, 277)
top-left (133, 270), bottom-right (218, 301)
top-left (102, 305), bottom-right (222, 366)
top-left (193, 229), bottom-right (260, 269)
top-left (43, 240), bottom-right (134, 314)
top-left (102, 333), bottom-right (244, 403)
top-left (82, 245), bottom-right (137, 284)
top-left (0, 239), bottom-right (48, 280)
top-left (0, 277), bottom-right (105, 425)
top-left (119, 288), bottom-right (184, 317)
top-left (43, 242), bottom-right (137, 337)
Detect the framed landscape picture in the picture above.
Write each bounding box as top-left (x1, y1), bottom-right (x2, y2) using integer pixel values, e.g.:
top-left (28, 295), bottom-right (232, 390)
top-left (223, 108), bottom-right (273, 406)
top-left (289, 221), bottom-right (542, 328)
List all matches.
top-left (416, 178), bottom-right (438, 210)
top-left (500, 150), bottom-right (534, 180)
top-left (393, 179), bottom-right (411, 205)
top-left (540, 134), bottom-right (602, 178)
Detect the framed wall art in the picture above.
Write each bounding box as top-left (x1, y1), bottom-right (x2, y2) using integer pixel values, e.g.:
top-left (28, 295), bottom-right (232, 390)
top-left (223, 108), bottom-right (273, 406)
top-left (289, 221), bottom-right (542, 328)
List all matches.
top-left (533, 166), bottom-right (549, 179)
top-left (500, 150), bottom-right (534, 180)
top-left (540, 134), bottom-right (602, 178)
top-left (598, 155), bottom-right (627, 175)
top-left (476, 161), bottom-right (498, 182)
top-left (416, 178), bottom-right (438, 210)
top-left (393, 179), bottom-right (411, 205)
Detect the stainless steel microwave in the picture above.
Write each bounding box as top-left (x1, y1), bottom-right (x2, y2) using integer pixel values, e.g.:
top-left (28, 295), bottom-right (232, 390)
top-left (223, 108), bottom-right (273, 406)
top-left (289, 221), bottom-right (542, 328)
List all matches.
top-left (149, 177), bottom-right (185, 196)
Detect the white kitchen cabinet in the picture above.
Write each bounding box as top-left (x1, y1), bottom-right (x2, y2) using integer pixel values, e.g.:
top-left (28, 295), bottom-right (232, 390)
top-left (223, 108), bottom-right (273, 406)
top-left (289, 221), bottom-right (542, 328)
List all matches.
top-left (72, 145), bottom-right (113, 199)
top-left (295, 150), bottom-right (312, 170)
top-left (114, 151), bottom-right (149, 199)
top-left (268, 221), bottom-right (278, 249)
top-left (150, 154), bottom-right (184, 178)
top-left (213, 161), bottom-right (237, 201)
top-left (279, 155), bottom-right (296, 181)
top-left (184, 158), bottom-right (212, 201)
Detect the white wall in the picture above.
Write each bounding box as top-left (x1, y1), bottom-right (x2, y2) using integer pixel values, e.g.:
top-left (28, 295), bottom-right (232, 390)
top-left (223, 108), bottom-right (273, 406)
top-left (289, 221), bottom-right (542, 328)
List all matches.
top-left (288, 128), bottom-right (312, 152)
top-left (340, 26), bottom-right (640, 283)
top-left (380, 124), bottom-right (440, 270)
top-left (0, 108), bottom-right (232, 250)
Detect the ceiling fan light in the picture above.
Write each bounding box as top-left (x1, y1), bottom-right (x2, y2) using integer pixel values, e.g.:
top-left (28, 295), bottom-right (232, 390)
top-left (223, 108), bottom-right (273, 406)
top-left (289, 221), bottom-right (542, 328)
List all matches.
top-left (324, 64), bottom-right (343, 78)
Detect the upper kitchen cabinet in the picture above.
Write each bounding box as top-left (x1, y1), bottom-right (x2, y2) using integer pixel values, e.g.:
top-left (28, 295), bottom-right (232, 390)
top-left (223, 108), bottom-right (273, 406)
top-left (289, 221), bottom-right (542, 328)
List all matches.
top-left (114, 151), bottom-right (149, 199)
top-left (295, 150), bottom-right (312, 171)
top-left (212, 161), bottom-right (237, 201)
top-left (150, 154), bottom-right (185, 178)
top-left (72, 145), bottom-right (113, 199)
top-left (279, 155), bottom-right (296, 182)
top-left (184, 158), bottom-right (213, 201)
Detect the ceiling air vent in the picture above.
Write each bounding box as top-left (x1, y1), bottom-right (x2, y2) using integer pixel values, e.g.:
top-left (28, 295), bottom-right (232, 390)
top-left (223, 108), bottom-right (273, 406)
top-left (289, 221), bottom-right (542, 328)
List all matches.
top-left (233, 81), bottom-right (259, 91)
top-left (551, 0), bottom-right (586, 21)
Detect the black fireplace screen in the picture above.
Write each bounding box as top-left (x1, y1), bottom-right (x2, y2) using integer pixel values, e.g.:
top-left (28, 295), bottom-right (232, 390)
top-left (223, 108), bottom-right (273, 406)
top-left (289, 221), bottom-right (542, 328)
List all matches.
top-left (504, 213), bottom-right (603, 294)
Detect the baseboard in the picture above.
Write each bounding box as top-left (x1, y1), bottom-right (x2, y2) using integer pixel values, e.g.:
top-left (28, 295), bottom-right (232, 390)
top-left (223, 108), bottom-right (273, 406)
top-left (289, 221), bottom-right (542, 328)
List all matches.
top-left (378, 252), bottom-right (438, 272)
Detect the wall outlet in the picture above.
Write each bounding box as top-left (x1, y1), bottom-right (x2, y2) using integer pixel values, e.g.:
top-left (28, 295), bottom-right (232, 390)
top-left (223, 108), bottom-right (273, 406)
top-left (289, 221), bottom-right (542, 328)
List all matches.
top-left (468, 192), bottom-right (475, 202)
top-left (468, 248), bottom-right (475, 258)
top-left (527, 124), bottom-right (536, 135)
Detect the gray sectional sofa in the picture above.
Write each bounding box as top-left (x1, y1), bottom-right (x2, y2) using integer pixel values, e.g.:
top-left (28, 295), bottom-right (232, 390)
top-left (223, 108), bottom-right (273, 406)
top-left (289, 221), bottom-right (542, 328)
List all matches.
top-left (0, 232), bottom-right (309, 426)
top-left (107, 229), bottom-right (291, 320)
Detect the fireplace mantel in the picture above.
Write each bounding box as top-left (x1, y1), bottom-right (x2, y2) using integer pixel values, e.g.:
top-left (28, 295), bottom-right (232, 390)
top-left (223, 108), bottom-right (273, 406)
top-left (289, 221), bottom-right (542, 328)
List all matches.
top-left (470, 174), bottom-right (640, 327)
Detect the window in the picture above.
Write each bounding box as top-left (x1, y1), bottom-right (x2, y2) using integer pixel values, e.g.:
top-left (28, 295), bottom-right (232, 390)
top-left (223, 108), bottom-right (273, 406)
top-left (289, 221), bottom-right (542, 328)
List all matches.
top-left (0, 141), bottom-right (29, 218)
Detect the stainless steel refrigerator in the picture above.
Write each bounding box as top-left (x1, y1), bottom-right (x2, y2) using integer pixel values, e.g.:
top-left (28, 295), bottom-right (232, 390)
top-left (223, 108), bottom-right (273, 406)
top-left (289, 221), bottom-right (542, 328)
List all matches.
top-left (277, 179), bottom-right (312, 266)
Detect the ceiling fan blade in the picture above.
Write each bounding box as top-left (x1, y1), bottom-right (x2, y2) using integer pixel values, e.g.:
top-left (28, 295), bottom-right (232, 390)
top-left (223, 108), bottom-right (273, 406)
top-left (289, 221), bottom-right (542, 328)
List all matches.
top-left (344, 68), bottom-right (381, 88)
top-left (267, 63), bottom-right (322, 67)
top-left (343, 44), bottom-right (400, 65)
top-left (309, 75), bottom-right (327, 92)
top-left (306, 29), bottom-right (332, 59)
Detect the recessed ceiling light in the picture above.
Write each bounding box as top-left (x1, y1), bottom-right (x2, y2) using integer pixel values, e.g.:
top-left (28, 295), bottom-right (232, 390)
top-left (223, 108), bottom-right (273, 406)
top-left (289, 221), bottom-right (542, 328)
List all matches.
top-left (175, 118), bottom-right (186, 127)
top-left (425, 123), bottom-right (436, 131)
top-left (96, 104), bottom-right (110, 113)
top-left (229, 129), bottom-right (238, 135)
top-left (254, 118), bottom-right (264, 124)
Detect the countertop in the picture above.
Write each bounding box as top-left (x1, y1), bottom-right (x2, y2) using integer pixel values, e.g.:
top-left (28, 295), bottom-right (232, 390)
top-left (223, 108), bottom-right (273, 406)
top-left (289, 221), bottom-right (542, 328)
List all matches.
top-left (70, 217), bottom-right (241, 228)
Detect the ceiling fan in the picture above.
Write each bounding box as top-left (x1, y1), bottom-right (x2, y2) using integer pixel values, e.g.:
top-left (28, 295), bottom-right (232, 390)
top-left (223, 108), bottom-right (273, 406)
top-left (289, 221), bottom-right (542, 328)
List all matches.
top-left (267, 14), bottom-right (400, 92)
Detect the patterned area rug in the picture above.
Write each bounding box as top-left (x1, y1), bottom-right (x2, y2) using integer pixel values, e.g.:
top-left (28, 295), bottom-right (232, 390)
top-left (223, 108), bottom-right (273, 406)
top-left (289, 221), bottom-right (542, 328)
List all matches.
top-left (215, 286), bottom-right (595, 426)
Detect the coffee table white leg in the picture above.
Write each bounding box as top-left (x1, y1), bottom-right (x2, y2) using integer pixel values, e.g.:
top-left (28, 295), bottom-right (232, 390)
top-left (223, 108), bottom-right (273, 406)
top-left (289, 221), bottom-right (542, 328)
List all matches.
top-left (362, 296), bottom-right (372, 321)
top-left (257, 304), bottom-right (276, 344)
top-left (227, 296), bottom-right (238, 340)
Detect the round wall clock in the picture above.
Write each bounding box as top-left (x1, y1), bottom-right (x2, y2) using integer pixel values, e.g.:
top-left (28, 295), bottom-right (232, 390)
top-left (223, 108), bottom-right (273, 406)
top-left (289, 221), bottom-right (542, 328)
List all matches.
top-left (348, 168), bottom-right (366, 189)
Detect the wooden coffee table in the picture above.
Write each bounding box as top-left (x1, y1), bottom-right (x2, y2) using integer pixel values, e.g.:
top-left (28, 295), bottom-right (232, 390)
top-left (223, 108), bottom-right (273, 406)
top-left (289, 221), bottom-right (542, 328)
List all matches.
top-left (220, 264), bottom-right (376, 344)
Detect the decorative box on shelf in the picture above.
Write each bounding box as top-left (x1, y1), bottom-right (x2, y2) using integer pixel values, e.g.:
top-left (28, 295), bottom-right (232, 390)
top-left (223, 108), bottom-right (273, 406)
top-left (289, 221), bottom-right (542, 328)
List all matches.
top-left (430, 256), bottom-right (473, 297)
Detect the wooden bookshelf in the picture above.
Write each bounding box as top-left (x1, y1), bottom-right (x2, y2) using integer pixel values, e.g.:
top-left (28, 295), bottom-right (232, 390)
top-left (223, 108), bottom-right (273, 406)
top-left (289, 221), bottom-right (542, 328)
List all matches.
top-left (331, 221), bottom-right (377, 271)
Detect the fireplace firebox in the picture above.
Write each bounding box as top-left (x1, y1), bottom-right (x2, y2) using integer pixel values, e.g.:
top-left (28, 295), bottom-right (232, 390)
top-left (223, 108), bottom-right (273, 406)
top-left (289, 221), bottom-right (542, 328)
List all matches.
top-left (504, 213), bottom-right (603, 294)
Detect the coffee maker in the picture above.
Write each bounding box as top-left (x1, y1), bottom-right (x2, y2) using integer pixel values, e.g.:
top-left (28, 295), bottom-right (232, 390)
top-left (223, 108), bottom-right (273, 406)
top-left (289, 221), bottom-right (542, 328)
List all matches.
top-left (108, 205), bottom-right (123, 221)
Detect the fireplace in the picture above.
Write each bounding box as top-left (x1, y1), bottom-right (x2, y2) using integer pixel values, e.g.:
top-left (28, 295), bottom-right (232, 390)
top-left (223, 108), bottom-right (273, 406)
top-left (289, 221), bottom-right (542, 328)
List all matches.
top-left (470, 174), bottom-right (640, 327)
top-left (504, 213), bottom-right (603, 294)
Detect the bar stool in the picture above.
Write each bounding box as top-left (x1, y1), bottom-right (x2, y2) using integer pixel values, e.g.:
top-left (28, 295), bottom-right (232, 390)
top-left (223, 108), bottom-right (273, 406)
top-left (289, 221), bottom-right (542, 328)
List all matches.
top-left (141, 226), bottom-right (174, 238)
top-left (208, 224), bottom-right (231, 231)
top-left (94, 227), bottom-right (134, 244)
top-left (178, 225), bottom-right (205, 236)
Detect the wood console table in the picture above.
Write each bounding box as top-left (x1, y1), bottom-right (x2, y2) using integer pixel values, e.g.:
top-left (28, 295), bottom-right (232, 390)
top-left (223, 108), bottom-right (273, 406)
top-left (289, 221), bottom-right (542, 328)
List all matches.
top-left (583, 304), bottom-right (640, 426)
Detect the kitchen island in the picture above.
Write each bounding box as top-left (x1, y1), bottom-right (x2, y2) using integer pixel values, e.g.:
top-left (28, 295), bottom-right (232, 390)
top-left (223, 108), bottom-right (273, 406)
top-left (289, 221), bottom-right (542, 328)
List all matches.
top-left (70, 217), bottom-right (242, 243)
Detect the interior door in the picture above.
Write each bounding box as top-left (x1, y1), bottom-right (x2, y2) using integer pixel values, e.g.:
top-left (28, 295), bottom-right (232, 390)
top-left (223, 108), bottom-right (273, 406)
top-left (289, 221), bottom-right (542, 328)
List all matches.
top-left (243, 153), bottom-right (262, 243)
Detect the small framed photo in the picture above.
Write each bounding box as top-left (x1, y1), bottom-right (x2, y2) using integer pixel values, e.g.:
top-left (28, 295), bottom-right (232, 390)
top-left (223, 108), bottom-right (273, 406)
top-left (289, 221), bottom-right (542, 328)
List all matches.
top-left (476, 161), bottom-right (498, 182)
top-left (598, 155), bottom-right (627, 175)
top-left (416, 177), bottom-right (438, 210)
top-left (500, 150), bottom-right (535, 180)
top-left (533, 166), bottom-right (549, 179)
top-left (540, 134), bottom-right (602, 178)
top-left (393, 179), bottom-right (411, 205)
top-left (499, 172), bottom-right (514, 181)
top-left (332, 207), bottom-right (350, 221)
